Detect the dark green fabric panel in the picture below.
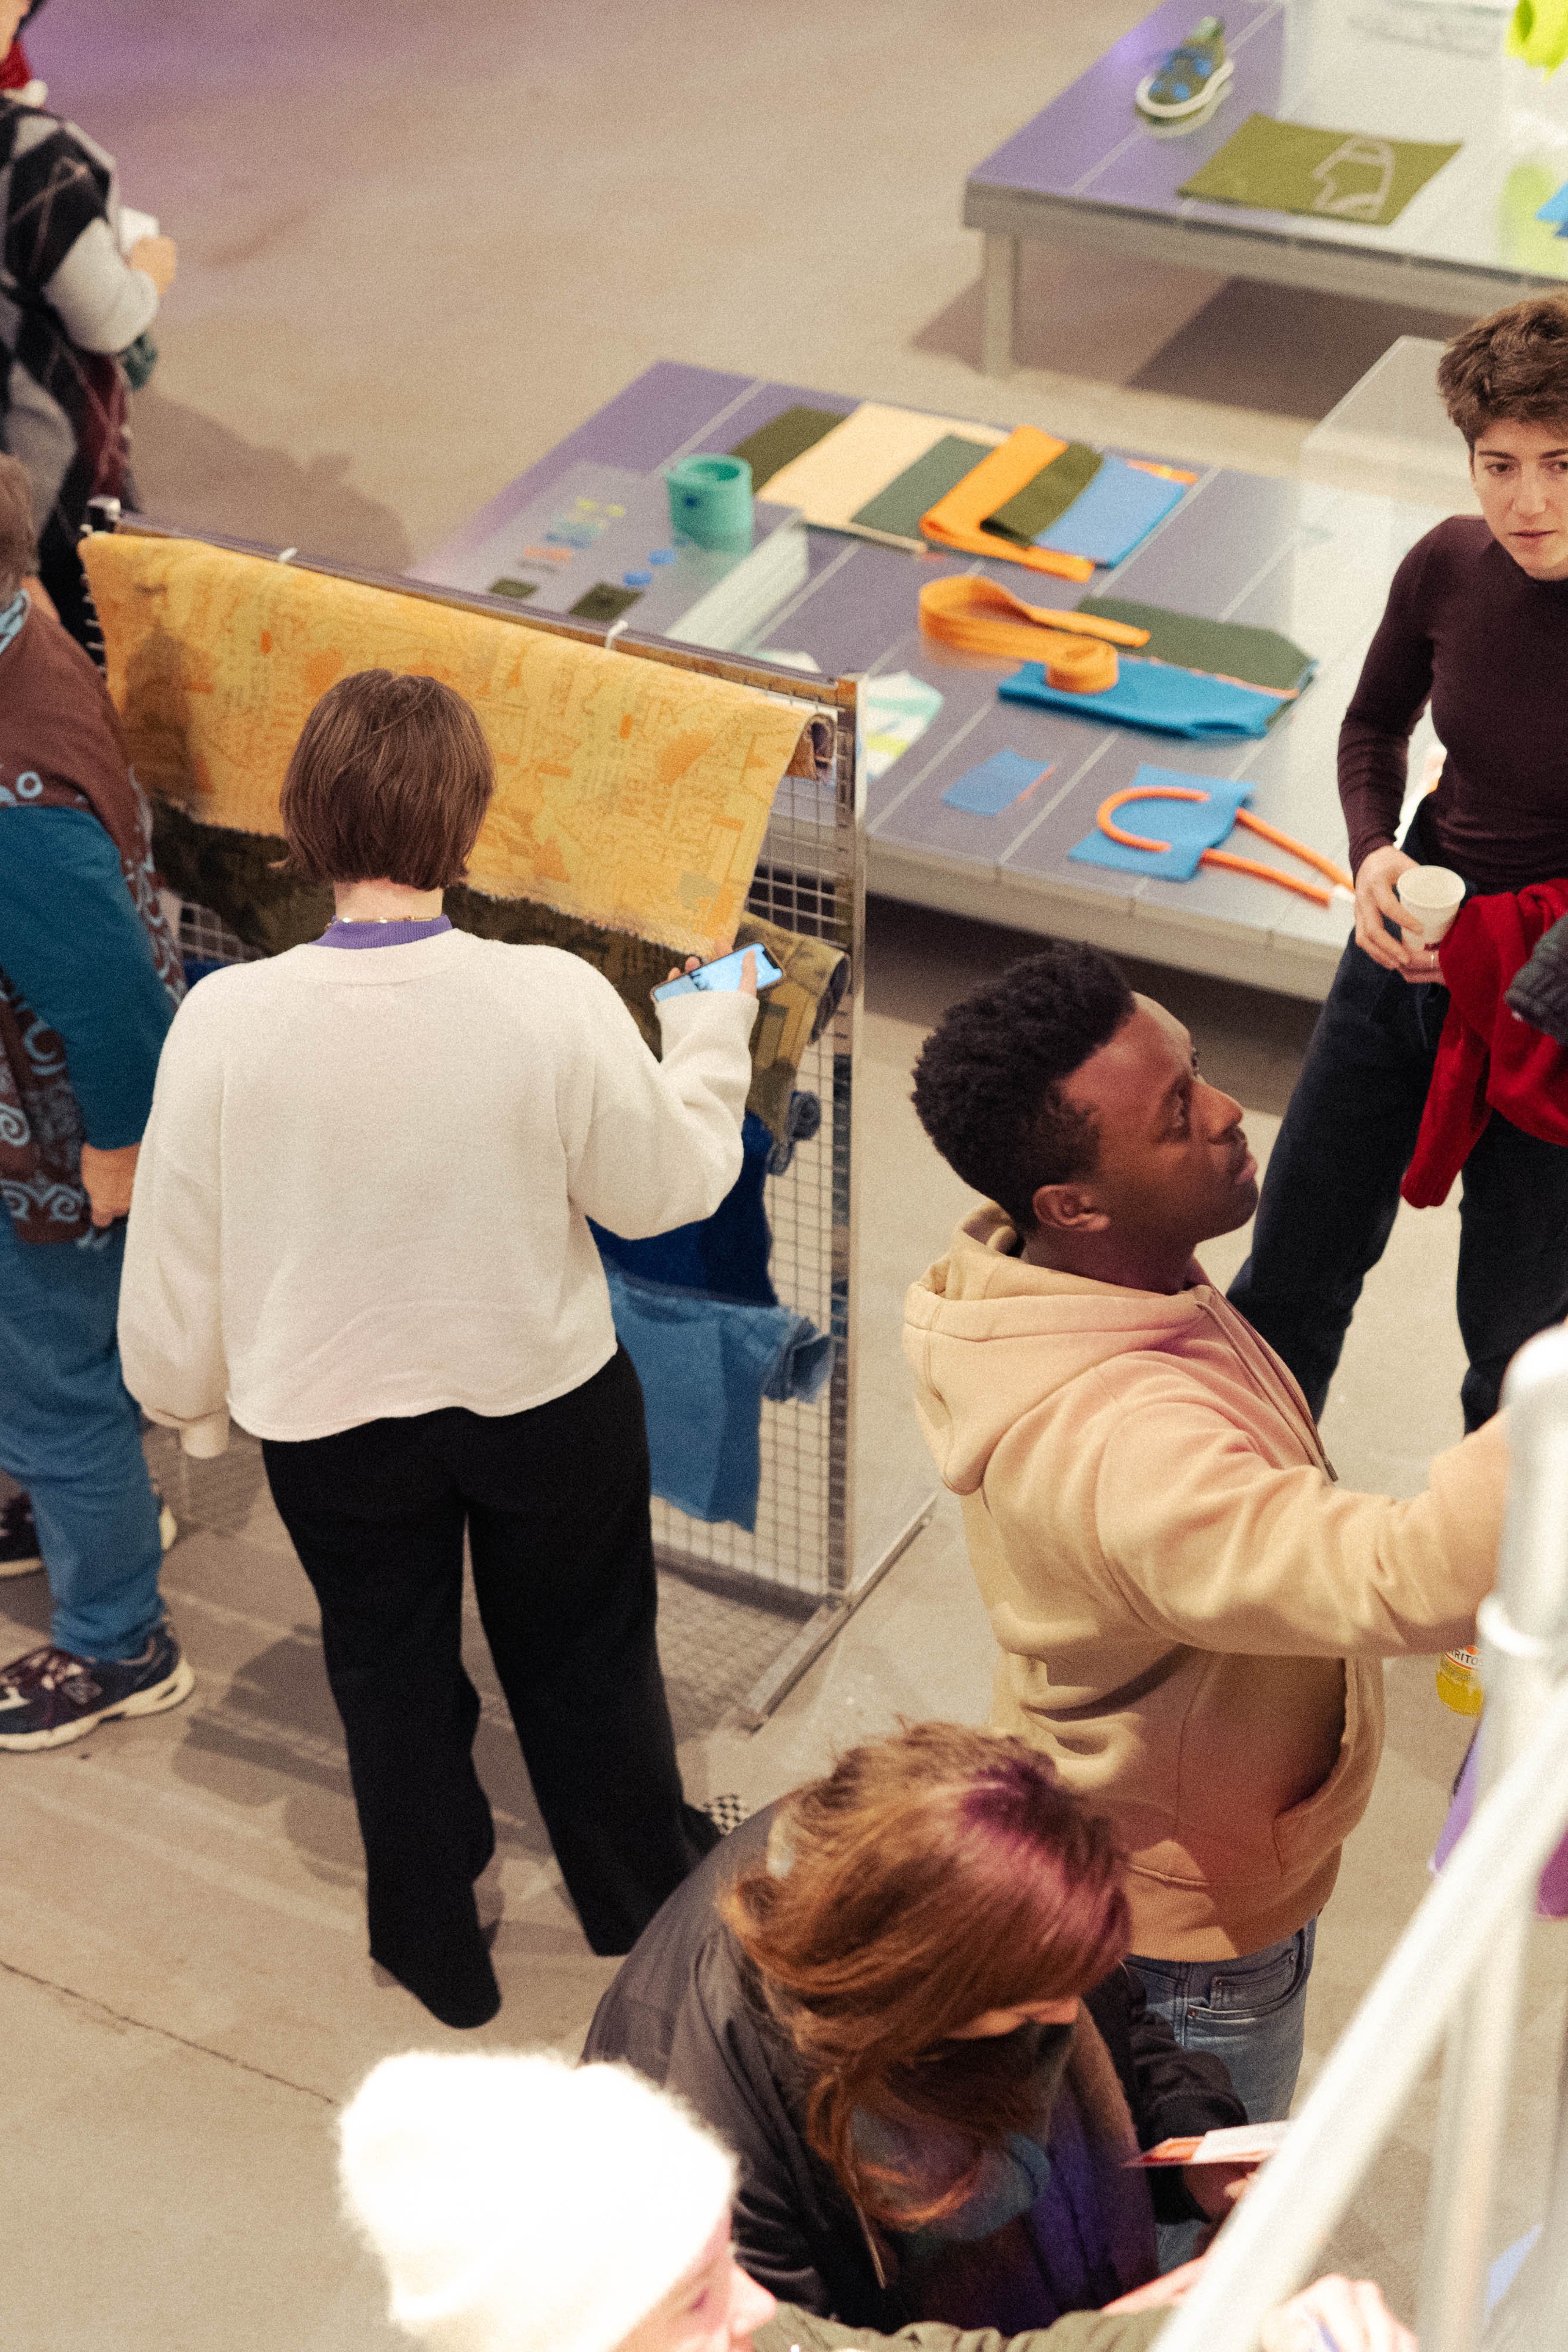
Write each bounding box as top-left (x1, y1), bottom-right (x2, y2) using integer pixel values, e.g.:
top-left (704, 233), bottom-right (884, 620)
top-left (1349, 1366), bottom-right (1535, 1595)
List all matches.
top-left (849, 435), bottom-right (993, 541)
top-left (1076, 599), bottom-right (1316, 696)
top-left (982, 443), bottom-right (1102, 547)
top-left (728, 405), bottom-right (848, 492)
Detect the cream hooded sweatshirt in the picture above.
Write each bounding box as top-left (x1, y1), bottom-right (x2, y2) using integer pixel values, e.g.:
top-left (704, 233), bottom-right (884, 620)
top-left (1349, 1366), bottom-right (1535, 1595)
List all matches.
top-left (904, 1205), bottom-right (1509, 1961)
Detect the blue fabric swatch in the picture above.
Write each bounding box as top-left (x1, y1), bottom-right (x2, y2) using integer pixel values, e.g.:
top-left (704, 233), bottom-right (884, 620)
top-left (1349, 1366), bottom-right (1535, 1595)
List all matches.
top-left (602, 1263), bottom-right (834, 1531)
top-left (942, 750), bottom-right (1053, 817)
top-left (1068, 766), bottom-right (1252, 880)
top-left (1035, 457), bottom-right (1186, 566)
top-left (1536, 182), bottom-right (1568, 223)
top-left (999, 659), bottom-right (1281, 741)
top-left (593, 1111), bottom-right (777, 1305)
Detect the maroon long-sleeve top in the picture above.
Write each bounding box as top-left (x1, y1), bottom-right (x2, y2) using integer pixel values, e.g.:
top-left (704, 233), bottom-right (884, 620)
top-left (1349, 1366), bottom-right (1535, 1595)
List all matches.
top-left (1339, 514), bottom-right (1568, 896)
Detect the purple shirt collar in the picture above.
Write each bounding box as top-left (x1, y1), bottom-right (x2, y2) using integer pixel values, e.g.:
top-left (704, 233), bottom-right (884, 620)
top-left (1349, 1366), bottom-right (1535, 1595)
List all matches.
top-left (316, 916), bottom-right (453, 950)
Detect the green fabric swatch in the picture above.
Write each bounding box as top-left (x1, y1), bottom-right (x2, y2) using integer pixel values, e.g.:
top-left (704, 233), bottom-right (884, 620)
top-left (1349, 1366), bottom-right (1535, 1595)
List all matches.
top-left (982, 443), bottom-right (1103, 547)
top-left (1077, 598), bottom-right (1316, 696)
top-left (729, 405), bottom-right (847, 492)
top-left (1178, 114), bottom-right (1460, 230)
top-left (569, 582), bottom-right (643, 624)
top-left (848, 435), bottom-right (994, 542)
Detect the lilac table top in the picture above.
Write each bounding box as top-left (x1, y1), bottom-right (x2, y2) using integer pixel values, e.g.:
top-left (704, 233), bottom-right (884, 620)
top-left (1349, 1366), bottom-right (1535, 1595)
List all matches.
top-left (966, 0), bottom-right (1568, 287)
top-left (419, 360), bottom-right (1446, 975)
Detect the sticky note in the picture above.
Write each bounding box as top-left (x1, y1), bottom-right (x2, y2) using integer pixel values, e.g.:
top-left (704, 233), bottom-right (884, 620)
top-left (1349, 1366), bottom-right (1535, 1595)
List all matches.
top-left (942, 750), bottom-right (1054, 816)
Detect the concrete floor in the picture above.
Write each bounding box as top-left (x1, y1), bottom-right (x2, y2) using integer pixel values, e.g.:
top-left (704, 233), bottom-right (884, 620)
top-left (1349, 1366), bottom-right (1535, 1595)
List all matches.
top-left (5, 1), bottom-right (1564, 2343)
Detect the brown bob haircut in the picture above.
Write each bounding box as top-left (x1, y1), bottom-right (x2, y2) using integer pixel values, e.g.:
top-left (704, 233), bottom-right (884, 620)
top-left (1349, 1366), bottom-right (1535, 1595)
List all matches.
top-left (1438, 294), bottom-right (1568, 447)
top-left (279, 669), bottom-right (494, 889)
top-left (720, 1722), bottom-right (1129, 2230)
top-left (0, 453), bottom-right (38, 606)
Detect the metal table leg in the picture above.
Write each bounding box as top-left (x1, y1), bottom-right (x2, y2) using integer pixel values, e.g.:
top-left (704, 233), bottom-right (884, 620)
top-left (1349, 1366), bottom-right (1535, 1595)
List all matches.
top-left (981, 230), bottom-right (1019, 377)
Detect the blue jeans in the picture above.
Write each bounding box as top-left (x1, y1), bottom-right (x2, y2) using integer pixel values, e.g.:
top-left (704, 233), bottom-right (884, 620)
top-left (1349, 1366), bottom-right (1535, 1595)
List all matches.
top-left (1228, 928), bottom-right (1568, 1434)
top-left (0, 1211), bottom-right (164, 1660)
top-left (1129, 1922), bottom-right (1316, 2271)
top-left (1127, 1919), bottom-right (1317, 2126)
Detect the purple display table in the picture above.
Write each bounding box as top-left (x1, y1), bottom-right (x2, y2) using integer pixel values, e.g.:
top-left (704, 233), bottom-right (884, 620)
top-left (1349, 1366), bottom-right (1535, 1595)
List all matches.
top-left (967, 0), bottom-right (1568, 376)
top-left (418, 359), bottom-right (1447, 1000)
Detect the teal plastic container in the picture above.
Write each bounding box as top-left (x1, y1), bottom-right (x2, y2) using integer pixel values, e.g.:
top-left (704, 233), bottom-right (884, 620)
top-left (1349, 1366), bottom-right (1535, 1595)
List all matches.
top-left (666, 453), bottom-right (753, 550)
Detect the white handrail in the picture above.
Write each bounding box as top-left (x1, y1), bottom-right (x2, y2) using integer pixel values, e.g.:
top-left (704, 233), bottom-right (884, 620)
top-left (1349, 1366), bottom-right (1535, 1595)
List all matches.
top-left (1149, 1681), bottom-right (1568, 2352)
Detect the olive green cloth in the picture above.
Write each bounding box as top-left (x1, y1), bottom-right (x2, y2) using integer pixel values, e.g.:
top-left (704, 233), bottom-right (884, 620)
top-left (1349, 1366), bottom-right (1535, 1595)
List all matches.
top-left (850, 436), bottom-right (995, 545)
top-left (149, 800), bottom-right (847, 1146)
top-left (982, 445), bottom-right (1103, 549)
top-left (730, 406), bottom-right (849, 493)
top-left (1075, 599), bottom-right (1315, 696)
top-left (1178, 113), bottom-right (1460, 229)
top-left (755, 2302), bottom-right (1167, 2352)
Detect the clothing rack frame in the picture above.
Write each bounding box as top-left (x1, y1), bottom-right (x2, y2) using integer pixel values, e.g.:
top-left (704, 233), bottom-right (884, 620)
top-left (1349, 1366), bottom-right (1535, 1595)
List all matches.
top-left (85, 504), bottom-right (935, 1727)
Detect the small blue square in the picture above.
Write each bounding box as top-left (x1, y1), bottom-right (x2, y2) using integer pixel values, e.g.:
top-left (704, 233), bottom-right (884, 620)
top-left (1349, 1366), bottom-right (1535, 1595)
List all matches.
top-left (941, 749), bottom-right (1054, 817)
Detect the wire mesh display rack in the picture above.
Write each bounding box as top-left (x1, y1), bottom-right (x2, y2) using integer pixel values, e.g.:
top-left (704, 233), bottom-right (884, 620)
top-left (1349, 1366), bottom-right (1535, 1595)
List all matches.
top-left (99, 516), bottom-right (933, 1726)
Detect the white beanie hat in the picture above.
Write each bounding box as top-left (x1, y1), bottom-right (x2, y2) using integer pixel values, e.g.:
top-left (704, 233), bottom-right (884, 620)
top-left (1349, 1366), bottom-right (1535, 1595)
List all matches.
top-left (339, 2052), bottom-right (737, 2352)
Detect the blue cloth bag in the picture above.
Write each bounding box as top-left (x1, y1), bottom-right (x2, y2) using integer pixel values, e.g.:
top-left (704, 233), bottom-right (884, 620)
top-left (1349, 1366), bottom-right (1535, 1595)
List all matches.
top-left (601, 1263), bottom-right (833, 1531)
top-left (1068, 766), bottom-right (1253, 878)
top-left (999, 659), bottom-right (1281, 741)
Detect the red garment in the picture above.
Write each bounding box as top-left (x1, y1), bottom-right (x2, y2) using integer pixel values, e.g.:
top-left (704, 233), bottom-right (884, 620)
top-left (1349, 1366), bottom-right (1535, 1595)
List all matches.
top-left (1402, 880), bottom-right (1568, 1208)
top-left (0, 39), bottom-right (31, 90)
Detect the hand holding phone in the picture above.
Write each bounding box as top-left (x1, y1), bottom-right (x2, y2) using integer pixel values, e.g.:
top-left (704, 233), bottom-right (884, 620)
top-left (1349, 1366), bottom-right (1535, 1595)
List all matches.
top-left (653, 946), bottom-right (784, 1003)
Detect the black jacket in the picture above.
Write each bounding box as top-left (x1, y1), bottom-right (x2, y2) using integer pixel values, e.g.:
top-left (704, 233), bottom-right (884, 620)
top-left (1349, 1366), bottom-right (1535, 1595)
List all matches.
top-left (584, 1805), bottom-right (1245, 2328)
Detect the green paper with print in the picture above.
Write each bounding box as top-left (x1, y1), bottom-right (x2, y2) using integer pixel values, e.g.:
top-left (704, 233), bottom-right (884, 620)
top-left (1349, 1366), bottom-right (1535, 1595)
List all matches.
top-left (1178, 113), bottom-right (1460, 229)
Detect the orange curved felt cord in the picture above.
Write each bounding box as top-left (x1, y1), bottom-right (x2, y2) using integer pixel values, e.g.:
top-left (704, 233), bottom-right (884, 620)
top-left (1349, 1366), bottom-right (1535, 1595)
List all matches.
top-left (1095, 787), bottom-right (1353, 908)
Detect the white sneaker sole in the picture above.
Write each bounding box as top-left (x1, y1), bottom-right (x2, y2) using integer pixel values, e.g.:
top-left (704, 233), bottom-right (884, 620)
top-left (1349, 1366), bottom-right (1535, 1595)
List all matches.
top-left (0, 1656), bottom-right (195, 1752)
top-left (1136, 56), bottom-right (1233, 119)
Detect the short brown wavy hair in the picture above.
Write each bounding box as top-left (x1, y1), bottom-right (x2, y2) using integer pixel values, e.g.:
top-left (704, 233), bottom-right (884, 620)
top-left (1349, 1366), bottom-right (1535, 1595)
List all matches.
top-left (1437, 295), bottom-right (1568, 446)
top-left (279, 670), bottom-right (494, 888)
top-left (0, 453), bottom-right (38, 605)
top-left (720, 1723), bottom-right (1129, 2231)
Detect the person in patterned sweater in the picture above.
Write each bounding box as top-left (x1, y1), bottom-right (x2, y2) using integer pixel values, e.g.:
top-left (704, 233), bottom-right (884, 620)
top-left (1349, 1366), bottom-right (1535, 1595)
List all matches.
top-left (0, 0), bottom-right (176, 647)
top-left (0, 453), bottom-right (192, 1750)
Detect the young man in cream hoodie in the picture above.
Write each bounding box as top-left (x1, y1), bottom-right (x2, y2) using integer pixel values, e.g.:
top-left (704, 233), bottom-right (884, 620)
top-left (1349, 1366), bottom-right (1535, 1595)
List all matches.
top-left (905, 944), bottom-right (1507, 2127)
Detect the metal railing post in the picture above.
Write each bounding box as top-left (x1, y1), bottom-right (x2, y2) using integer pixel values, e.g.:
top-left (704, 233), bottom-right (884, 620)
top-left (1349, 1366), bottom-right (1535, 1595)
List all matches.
top-left (1417, 1329), bottom-right (1568, 2352)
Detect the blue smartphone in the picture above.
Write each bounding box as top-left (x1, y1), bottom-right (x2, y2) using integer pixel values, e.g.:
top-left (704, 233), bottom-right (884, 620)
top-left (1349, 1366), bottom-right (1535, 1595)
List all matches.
top-left (653, 945), bottom-right (785, 1002)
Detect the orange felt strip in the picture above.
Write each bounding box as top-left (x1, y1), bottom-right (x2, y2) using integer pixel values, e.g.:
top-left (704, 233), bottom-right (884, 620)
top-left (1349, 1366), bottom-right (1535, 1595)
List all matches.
top-left (919, 575), bottom-right (1148, 692)
top-left (920, 428), bottom-right (1096, 581)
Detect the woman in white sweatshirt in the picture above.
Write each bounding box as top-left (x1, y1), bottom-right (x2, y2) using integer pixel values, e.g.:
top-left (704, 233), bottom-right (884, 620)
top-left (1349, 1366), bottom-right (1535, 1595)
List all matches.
top-left (120, 669), bottom-right (758, 2030)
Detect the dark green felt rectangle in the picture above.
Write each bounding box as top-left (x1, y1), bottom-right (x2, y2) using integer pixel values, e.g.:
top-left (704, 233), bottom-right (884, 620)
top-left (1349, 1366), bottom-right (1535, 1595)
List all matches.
top-left (1077, 599), bottom-right (1316, 695)
top-left (848, 435), bottom-right (994, 542)
top-left (728, 405), bottom-right (847, 492)
top-left (982, 443), bottom-right (1102, 546)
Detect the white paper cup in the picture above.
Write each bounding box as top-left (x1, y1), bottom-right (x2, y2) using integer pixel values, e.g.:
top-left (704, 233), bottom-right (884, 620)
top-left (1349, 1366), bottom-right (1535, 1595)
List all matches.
top-left (1396, 865), bottom-right (1465, 948)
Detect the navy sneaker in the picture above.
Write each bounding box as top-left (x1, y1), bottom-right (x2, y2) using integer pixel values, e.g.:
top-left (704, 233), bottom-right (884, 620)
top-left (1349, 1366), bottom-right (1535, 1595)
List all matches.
top-left (0, 1623), bottom-right (194, 1750)
top-left (0, 1493), bottom-right (42, 1579)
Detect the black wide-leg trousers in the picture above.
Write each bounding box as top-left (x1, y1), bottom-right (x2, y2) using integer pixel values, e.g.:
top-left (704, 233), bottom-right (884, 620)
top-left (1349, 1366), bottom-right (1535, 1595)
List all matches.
top-left (262, 1347), bottom-right (716, 2029)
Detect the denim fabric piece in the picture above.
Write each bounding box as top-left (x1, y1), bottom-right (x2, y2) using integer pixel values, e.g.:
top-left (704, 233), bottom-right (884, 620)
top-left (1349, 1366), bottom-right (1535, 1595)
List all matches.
top-left (1000, 660), bottom-right (1279, 742)
top-left (1068, 768), bottom-right (1252, 879)
top-left (601, 1263), bottom-right (833, 1531)
top-left (592, 1112), bottom-right (777, 1306)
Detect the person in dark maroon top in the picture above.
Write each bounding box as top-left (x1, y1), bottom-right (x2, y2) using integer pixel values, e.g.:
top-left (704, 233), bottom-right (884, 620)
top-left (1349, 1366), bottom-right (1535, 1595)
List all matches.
top-left (1230, 294), bottom-right (1568, 1432)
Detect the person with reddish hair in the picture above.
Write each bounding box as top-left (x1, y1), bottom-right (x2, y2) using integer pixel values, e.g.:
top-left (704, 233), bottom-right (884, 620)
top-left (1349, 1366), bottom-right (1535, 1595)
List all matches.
top-left (584, 1725), bottom-right (1249, 2328)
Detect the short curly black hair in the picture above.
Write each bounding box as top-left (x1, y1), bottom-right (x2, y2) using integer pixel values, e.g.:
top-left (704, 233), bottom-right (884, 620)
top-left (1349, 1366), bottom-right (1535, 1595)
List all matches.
top-left (911, 944), bottom-right (1134, 1230)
